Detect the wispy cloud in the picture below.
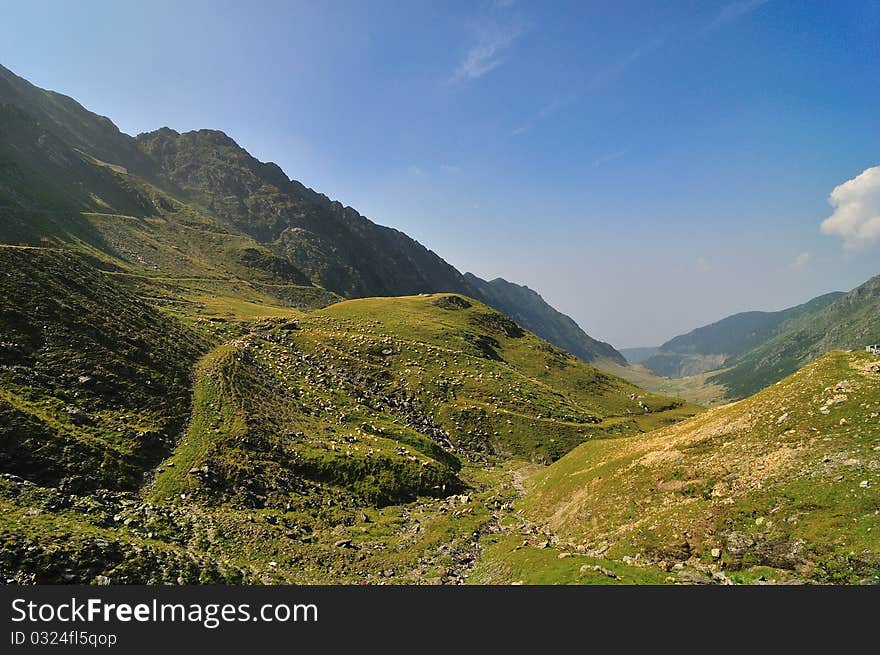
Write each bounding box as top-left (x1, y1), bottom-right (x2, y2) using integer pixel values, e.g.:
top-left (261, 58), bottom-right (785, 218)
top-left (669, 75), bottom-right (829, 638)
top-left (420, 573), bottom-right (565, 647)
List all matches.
top-left (790, 252), bottom-right (811, 271)
top-left (588, 38), bottom-right (664, 88)
top-left (820, 165), bottom-right (880, 250)
top-left (592, 149), bottom-right (627, 168)
top-left (510, 3), bottom-right (767, 137)
top-left (440, 164), bottom-right (461, 173)
top-left (450, 22), bottom-right (525, 83)
top-left (511, 38), bottom-right (663, 137)
top-left (512, 97), bottom-right (564, 135)
top-left (700, 0), bottom-right (771, 35)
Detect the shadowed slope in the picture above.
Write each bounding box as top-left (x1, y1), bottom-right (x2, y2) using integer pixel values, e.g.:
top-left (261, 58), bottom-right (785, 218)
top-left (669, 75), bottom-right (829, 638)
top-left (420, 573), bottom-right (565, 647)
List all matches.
top-left (0, 247), bottom-right (210, 490)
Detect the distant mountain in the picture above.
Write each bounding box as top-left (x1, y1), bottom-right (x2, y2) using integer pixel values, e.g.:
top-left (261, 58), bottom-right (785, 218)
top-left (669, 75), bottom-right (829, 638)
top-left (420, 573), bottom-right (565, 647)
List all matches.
top-left (710, 275), bottom-right (880, 398)
top-left (0, 62), bottom-right (622, 365)
top-left (619, 347), bottom-right (659, 365)
top-left (463, 274), bottom-right (626, 365)
top-left (642, 292), bottom-right (844, 378)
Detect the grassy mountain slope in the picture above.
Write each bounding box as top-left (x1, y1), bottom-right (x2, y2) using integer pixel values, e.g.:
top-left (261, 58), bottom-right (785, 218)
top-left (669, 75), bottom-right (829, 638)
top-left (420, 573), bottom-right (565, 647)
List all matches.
top-left (0, 103), bottom-right (154, 244)
top-left (519, 350), bottom-right (880, 583)
top-left (136, 127), bottom-right (476, 300)
top-left (0, 101), bottom-right (336, 316)
top-left (0, 260), bottom-right (696, 583)
top-left (0, 246), bottom-right (209, 491)
top-left (643, 292), bottom-right (844, 378)
top-left (711, 276), bottom-right (880, 399)
top-left (150, 293), bottom-right (696, 506)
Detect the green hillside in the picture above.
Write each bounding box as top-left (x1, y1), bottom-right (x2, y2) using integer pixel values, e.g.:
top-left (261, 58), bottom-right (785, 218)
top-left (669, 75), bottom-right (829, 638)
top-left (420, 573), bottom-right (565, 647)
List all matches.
top-left (0, 101), bottom-right (334, 314)
top-left (0, 247), bottom-right (696, 583)
top-left (0, 247), bottom-right (209, 491)
top-left (516, 350), bottom-right (880, 584)
top-left (711, 276), bottom-right (880, 398)
top-left (643, 292), bottom-right (843, 379)
top-left (150, 293), bottom-right (695, 507)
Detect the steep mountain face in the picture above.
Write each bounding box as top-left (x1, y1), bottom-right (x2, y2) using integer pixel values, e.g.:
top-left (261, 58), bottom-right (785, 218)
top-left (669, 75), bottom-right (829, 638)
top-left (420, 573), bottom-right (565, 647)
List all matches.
top-left (0, 64), bottom-right (156, 178)
top-left (0, 62), bottom-right (621, 365)
top-left (136, 127), bottom-right (474, 299)
top-left (711, 275), bottom-right (880, 398)
top-left (0, 103), bottom-right (158, 242)
top-left (0, 103), bottom-right (327, 315)
top-left (463, 274), bottom-right (626, 365)
top-left (643, 292), bottom-right (844, 378)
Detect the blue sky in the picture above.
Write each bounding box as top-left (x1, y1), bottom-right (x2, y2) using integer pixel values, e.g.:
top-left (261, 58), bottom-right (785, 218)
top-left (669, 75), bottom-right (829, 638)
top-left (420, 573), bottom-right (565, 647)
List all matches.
top-left (2, 0), bottom-right (879, 346)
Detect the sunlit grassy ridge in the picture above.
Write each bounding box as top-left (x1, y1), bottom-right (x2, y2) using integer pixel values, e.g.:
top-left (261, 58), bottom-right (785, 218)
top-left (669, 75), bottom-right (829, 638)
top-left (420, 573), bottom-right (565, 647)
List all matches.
top-left (149, 293), bottom-right (696, 507)
top-left (521, 350), bottom-right (880, 583)
top-left (0, 250), bottom-right (701, 583)
top-left (2, 246), bottom-right (875, 584)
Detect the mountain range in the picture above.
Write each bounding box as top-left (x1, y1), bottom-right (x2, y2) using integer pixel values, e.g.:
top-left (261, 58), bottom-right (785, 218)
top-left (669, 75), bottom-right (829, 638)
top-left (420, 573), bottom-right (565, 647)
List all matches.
top-left (0, 62), bottom-right (621, 366)
top-left (710, 275), bottom-right (880, 398)
top-left (632, 280), bottom-right (880, 401)
top-left (640, 292), bottom-right (844, 379)
top-left (0, 62), bottom-right (877, 585)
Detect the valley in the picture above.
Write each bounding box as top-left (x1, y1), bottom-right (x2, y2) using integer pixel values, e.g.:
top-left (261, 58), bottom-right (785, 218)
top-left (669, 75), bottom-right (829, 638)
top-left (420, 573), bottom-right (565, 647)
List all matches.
top-left (1, 61), bottom-right (878, 586)
top-left (0, 246), bottom-right (696, 583)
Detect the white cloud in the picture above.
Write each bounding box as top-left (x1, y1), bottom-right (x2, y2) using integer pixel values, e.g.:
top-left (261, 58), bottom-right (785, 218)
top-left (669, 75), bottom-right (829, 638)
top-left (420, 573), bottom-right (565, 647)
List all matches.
top-left (820, 165), bottom-right (880, 250)
top-left (790, 252), bottom-right (811, 271)
top-left (701, 0), bottom-right (770, 35)
top-left (450, 23), bottom-right (524, 83)
top-left (696, 256), bottom-right (711, 273)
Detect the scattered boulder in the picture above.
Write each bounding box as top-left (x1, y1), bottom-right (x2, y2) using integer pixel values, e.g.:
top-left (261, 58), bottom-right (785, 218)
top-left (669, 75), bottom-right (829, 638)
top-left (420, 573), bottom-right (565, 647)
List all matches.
top-left (675, 570), bottom-right (713, 585)
top-left (432, 295), bottom-right (472, 311)
top-left (580, 564), bottom-right (619, 579)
